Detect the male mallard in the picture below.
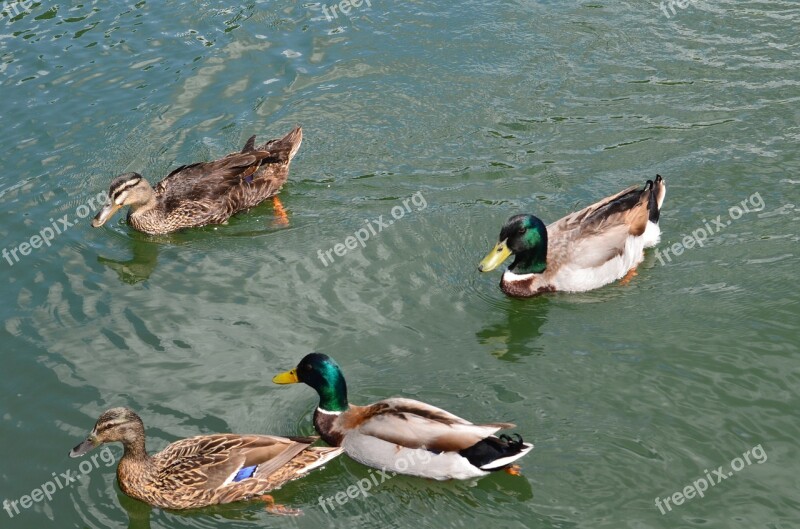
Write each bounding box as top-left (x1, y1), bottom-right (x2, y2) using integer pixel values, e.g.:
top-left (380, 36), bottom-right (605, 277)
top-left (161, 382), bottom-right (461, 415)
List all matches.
top-left (479, 175), bottom-right (666, 297)
top-left (69, 407), bottom-right (341, 514)
top-left (273, 353), bottom-right (533, 480)
top-left (92, 126), bottom-right (302, 234)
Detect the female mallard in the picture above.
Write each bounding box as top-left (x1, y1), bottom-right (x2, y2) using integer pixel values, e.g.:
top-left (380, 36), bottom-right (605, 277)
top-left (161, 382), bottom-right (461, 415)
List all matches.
top-left (273, 353), bottom-right (533, 480)
top-left (69, 407), bottom-right (341, 514)
top-left (479, 175), bottom-right (666, 297)
top-left (92, 126), bottom-right (302, 234)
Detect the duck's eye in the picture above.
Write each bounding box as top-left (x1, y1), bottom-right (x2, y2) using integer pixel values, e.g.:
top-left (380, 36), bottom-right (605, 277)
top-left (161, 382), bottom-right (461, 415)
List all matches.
top-left (518, 227), bottom-right (526, 234)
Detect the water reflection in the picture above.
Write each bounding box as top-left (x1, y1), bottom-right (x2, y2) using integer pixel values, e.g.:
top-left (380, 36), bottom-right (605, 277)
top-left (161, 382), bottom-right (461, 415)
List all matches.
top-left (118, 492), bottom-right (152, 529)
top-left (476, 297), bottom-right (549, 362)
top-left (117, 487), bottom-right (313, 528)
top-left (98, 238), bottom-right (160, 285)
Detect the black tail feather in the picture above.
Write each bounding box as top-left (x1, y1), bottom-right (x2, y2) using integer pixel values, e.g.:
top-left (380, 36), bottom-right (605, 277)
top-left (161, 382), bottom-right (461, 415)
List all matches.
top-left (459, 433), bottom-right (527, 470)
top-left (648, 174), bottom-right (663, 223)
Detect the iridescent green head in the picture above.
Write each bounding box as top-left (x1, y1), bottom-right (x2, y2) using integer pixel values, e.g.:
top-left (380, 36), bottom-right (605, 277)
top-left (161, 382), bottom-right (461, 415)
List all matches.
top-left (273, 353), bottom-right (349, 412)
top-left (479, 214), bottom-right (548, 274)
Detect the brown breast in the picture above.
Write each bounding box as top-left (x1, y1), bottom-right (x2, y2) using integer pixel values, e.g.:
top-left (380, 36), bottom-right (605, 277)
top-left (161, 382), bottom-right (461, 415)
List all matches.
top-left (313, 409), bottom-right (346, 446)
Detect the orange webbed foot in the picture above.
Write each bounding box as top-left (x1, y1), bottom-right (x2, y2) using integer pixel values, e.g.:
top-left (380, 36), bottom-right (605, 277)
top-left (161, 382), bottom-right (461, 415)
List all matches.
top-left (261, 494), bottom-right (302, 516)
top-left (272, 196), bottom-right (289, 227)
top-left (505, 464), bottom-right (522, 476)
top-left (619, 267), bottom-right (638, 286)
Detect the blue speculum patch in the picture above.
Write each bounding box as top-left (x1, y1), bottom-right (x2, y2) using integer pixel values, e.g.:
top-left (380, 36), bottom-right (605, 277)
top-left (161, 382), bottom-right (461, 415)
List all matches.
top-left (233, 465), bottom-right (257, 482)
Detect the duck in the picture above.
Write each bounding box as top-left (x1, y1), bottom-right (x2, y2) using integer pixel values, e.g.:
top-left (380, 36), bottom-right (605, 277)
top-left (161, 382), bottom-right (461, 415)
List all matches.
top-left (272, 353), bottom-right (533, 480)
top-left (479, 174), bottom-right (666, 297)
top-left (69, 407), bottom-right (341, 514)
top-left (91, 126), bottom-right (302, 234)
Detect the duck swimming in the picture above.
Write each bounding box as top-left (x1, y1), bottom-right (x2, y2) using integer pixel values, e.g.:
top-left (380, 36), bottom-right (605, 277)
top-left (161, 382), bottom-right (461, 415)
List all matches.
top-left (479, 175), bottom-right (666, 297)
top-left (92, 126), bottom-right (302, 234)
top-left (69, 407), bottom-right (340, 514)
top-left (273, 353), bottom-right (533, 480)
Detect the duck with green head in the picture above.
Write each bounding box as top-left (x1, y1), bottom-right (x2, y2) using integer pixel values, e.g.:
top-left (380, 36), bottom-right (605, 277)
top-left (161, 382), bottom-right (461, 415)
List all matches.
top-left (69, 407), bottom-right (341, 514)
top-left (273, 353), bottom-right (533, 480)
top-left (479, 175), bottom-right (666, 297)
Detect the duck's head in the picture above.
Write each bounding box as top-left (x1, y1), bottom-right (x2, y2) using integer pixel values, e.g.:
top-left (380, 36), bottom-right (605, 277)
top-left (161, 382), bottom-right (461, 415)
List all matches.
top-left (273, 353), bottom-right (349, 412)
top-left (92, 173), bottom-right (154, 228)
top-left (479, 214), bottom-right (548, 274)
top-left (69, 407), bottom-right (145, 458)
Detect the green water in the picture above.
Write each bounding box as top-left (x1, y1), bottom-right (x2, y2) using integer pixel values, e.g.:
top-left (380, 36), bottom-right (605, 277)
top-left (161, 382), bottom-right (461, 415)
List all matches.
top-left (1, 1), bottom-right (798, 528)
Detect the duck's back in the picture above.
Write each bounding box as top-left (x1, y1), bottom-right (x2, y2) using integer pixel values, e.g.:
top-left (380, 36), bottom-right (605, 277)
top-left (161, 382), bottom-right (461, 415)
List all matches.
top-left (132, 127), bottom-right (302, 233)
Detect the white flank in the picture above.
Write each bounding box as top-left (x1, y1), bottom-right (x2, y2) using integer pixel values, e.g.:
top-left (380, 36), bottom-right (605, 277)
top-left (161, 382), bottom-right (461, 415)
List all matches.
top-left (553, 234), bottom-right (647, 292)
top-left (342, 433), bottom-right (488, 480)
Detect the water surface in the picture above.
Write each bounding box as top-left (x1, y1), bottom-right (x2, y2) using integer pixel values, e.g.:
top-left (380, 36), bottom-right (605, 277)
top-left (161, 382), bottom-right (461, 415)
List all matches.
top-left (1, 1), bottom-right (798, 528)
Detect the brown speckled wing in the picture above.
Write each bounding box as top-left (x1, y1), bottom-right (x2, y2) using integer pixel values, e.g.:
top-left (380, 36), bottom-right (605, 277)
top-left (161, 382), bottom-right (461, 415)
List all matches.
top-left (546, 184), bottom-right (651, 270)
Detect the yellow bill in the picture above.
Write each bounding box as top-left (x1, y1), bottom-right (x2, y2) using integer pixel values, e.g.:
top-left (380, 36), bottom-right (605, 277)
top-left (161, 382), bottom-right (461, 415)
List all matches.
top-left (272, 369), bottom-right (299, 384)
top-left (478, 239), bottom-right (512, 272)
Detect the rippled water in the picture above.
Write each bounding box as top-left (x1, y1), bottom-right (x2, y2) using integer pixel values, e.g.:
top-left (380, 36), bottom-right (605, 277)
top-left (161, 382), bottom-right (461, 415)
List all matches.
top-left (1, 1), bottom-right (798, 528)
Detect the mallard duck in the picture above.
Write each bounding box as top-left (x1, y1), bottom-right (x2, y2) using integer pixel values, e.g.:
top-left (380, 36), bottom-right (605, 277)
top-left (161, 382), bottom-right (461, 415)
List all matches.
top-left (273, 353), bottom-right (533, 480)
top-left (92, 126), bottom-right (302, 234)
top-left (479, 174), bottom-right (666, 297)
top-left (69, 407), bottom-right (341, 514)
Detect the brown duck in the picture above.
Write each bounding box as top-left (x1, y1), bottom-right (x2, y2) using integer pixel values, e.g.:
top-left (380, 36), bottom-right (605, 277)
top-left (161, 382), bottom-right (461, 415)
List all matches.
top-left (69, 407), bottom-right (341, 514)
top-left (92, 126), bottom-right (302, 234)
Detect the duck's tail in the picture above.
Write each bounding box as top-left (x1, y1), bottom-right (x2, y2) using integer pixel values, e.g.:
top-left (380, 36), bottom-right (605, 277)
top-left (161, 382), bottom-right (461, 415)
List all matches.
top-left (294, 446), bottom-right (343, 474)
top-left (259, 126), bottom-right (303, 162)
top-left (640, 174), bottom-right (665, 248)
top-left (459, 433), bottom-right (534, 472)
top-left (647, 174), bottom-right (666, 223)
top-left (240, 126), bottom-right (303, 164)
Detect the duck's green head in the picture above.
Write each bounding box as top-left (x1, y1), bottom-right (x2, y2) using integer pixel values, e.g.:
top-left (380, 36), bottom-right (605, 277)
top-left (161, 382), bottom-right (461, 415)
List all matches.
top-left (479, 214), bottom-right (548, 274)
top-left (273, 353), bottom-right (349, 412)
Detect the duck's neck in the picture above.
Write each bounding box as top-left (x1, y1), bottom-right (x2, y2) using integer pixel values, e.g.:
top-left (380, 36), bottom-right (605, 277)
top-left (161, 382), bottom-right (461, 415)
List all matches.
top-left (128, 192), bottom-right (159, 219)
top-left (127, 194), bottom-right (166, 234)
top-left (116, 436), bottom-right (155, 498)
top-left (509, 245), bottom-right (547, 274)
top-left (311, 375), bottom-right (349, 446)
top-left (316, 373), bottom-right (349, 413)
top-left (121, 436), bottom-right (150, 462)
